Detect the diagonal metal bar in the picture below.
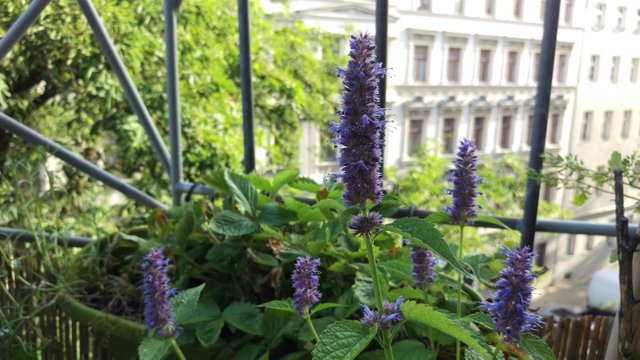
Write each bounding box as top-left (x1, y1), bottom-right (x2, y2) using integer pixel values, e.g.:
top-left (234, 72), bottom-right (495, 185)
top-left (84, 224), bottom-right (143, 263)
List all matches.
top-left (164, 0), bottom-right (183, 206)
top-left (238, 0), bottom-right (255, 174)
top-left (375, 0), bottom-right (388, 176)
top-left (0, 111), bottom-right (167, 210)
top-left (0, 227), bottom-right (93, 247)
top-left (76, 0), bottom-right (171, 176)
top-left (0, 0), bottom-right (51, 62)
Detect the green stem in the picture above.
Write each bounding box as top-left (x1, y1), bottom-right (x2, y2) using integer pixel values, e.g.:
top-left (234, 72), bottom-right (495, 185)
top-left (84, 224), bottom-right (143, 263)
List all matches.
top-left (492, 338), bottom-right (504, 359)
top-left (304, 308), bottom-right (320, 343)
top-left (456, 225), bottom-right (464, 360)
top-left (170, 338), bottom-right (187, 360)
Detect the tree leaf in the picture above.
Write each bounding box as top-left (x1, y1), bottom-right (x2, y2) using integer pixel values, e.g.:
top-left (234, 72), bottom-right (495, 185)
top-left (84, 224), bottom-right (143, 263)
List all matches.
top-left (257, 300), bottom-right (296, 313)
top-left (258, 203), bottom-right (297, 226)
top-left (223, 302), bottom-right (263, 336)
top-left (608, 151), bottom-right (623, 170)
top-left (401, 301), bottom-right (491, 358)
top-left (138, 337), bottom-right (170, 360)
top-left (195, 316), bottom-right (224, 348)
top-left (225, 171), bottom-right (258, 217)
top-left (173, 283), bottom-right (205, 325)
top-left (425, 211), bottom-right (453, 224)
top-left (519, 334), bottom-right (556, 360)
top-left (210, 210), bottom-right (258, 236)
top-left (272, 170), bottom-right (299, 193)
top-left (473, 216), bottom-right (511, 230)
top-left (311, 320), bottom-right (377, 360)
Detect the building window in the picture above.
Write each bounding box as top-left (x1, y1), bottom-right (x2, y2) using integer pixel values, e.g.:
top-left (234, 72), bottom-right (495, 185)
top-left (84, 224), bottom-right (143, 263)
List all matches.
top-left (514, 0), bottom-right (523, 18)
top-left (556, 54), bottom-right (568, 83)
top-left (455, 0), bottom-right (465, 14)
top-left (581, 111), bottom-right (593, 141)
top-left (472, 117), bottom-right (485, 150)
top-left (533, 52), bottom-right (541, 82)
top-left (542, 184), bottom-right (554, 202)
top-left (500, 116), bottom-right (513, 149)
top-left (419, 0), bottom-right (431, 10)
top-left (631, 58), bottom-right (639, 82)
top-left (526, 114), bottom-right (534, 146)
top-left (540, 0), bottom-right (546, 20)
top-left (564, 0), bottom-right (573, 24)
top-left (595, 3), bottom-right (607, 28)
top-left (586, 235), bottom-right (595, 250)
top-left (506, 51), bottom-right (519, 83)
top-left (588, 55), bottom-right (600, 81)
top-left (536, 243), bottom-right (547, 266)
top-left (478, 49), bottom-right (492, 82)
top-left (602, 111), bottom-right (613, 140)
top-left (485, 0), bottom-right (495, 16)
top-left (610, 56), bottom-right (620, 83)
top-left (567, 235), bottom-right (576, 256)
top-left (319, 133), bottom-right (337, 162)
top-left (408, 119), bottom-right (424, 155)
top-left (549, 113), bottom-right (561, 144)
top-left (448, 48), bottom-right (462, 82)
top-left (616, 7), bottom-right (627, 31)
top-left (414, 46), bottom-right (429, 82)
top-left (442, 118), bottom-right (456, 154)
top-left (622, 110), bottom-right (631, 139)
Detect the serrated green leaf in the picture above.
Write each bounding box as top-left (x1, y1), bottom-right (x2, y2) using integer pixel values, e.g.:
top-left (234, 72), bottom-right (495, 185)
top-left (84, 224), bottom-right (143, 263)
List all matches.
top-left (173, 284), bottom-right (205, 325)
top-left (290, 177), bottom-right (322, 193)
top-left (261, 307), bottom-right (297, 342)
top-left (210, 210), bottom-right (258, 236)
top-left (473, 216), bottom-right (511, 230)
top-left (258, 300), bottom-right (296, 313)
top-left (311, 302), bottom-right (345, 315)
top-left (383, 218), bottom-right (469, 276)
top-left (175, 208), bottom-right (195, 251)
top-left (352, 271), bottom-right (388, 306)
top-left (195, 316), bottom-right (224, 347)
top-left (179, 297), bottom-right (220, 325)
top-left (138, 337), bottom-right (170, 360)
top-left (465, 348), bottom-right (489, 360)
top-left (272, 170), bottom-right (299, 193)
top-left (360, 340), bottom-right (433, 360)
top-left (246, 248), bottom-right (279, 267)
top-left (313, 198), bottom-right (346, 211)
top-left (225, 171), bottom-right (258, 217)
top-left (519, 334), bottom-right (556, 360)
top-left (311, 320), bottom-right (377, 360)
top-left (300, 208), bottom-right (327, 222)
top-left (223, 302), bottom-right (263, 336)
top-left (258, 203), bottom-right (297, 226)
top-left (401, 301), bottom-right (491, 358)
top-left (426, 211), bottom-right (453, 224)
top-left (378, 260), bottom-right (414, 282)
top-left (463, 312), bottom-right (496, 331)
top-left (247, 174), bottom-right (273, 192)
top-left (464, 254), bottom-right (496, 282)
top-left (389, 287), bottom-right (425, 301)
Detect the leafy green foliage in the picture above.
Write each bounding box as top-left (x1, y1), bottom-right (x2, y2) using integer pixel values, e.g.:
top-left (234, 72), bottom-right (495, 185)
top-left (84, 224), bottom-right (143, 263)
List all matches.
top-left (138, 337), bottom-right (170, 360)
top-left (312, 320), bottom-right (377, 360)
top-left (519, 334), bottom-right (556, 360)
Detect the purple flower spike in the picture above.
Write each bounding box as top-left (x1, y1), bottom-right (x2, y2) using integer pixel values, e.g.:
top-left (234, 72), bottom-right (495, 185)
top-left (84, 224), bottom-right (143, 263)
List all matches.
top-left (411, 247), bottom-right (438, 288)
top-left (445, 139), bottom-right (483, 225)
top-left (292, 256), bottom-right (322, 316)
top-left (349, 212), bottom-right (383, 238)
top-left (483, 246), bottom-right (543, 344)
top-left (141, 248), bottom-right (178, 339)
top-left (361, 297), bottom-right (405, 333)
top-left (332, 32), bottom-right (386, 208)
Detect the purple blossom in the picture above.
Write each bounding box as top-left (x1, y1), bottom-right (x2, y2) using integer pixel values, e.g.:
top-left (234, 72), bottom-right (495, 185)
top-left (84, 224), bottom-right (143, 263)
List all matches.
top-left (332, 32), bottom-right (386, 208)
top-left (411, 247), bottom-right (438, 288)
top-left (349, 212), bottom-right (383, 238)
top-left (141, 248), bottom-right (178, 339)
top-left (361, 297), bottom-right (405, 332)
top-left (292, 256), bottom-right (322, 316)
top-left (483, 246), bottom-right (543, 344)
top-left (445, 139), bottom-right (483, 225)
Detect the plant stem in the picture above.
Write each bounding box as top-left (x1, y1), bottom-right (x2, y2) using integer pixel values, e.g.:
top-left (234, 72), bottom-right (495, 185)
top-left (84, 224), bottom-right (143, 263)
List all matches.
top-left (456, 225), bottom-right (464, 360)
top-left (170, 338), bottom-right (187, 360)
top-left (304, 308), bottom-right (320, 343)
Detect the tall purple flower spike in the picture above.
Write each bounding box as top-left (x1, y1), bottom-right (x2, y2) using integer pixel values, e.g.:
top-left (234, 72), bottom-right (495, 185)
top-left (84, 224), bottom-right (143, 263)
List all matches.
top-left (332, 32), bottom-right (386, 208)
top-left (483, 246), bottom-right (543, 344)
top-left (411, 247), bottom-right (438, 288)
top-left (445, 139), bottom-right (483, 225)
top-left (292, 256), bottom-right (322, 316)
top-left (361, 297), bottom-right (405, 333)
top-left (141, 248), bottom-right (178, 339)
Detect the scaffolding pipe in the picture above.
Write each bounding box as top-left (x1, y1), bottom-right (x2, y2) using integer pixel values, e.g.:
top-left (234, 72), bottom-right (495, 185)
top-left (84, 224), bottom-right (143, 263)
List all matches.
top-left (375, 0), bottom-right (388, 175)
top-left (0, 112), bottom-right (167, 210)
top-left (238, 0), bottom-right (255, 174)
top-left (0, 227), bottom-right (93, 247)
top-left (0, 0), bottom-right (51, 62)
top-left (520, 0), bottom-right (561, 249)
top-left (77, 0), bottom-right (172, 176)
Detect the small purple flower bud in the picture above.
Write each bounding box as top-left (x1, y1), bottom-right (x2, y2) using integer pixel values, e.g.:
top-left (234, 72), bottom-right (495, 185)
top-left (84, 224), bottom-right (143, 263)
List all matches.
top-left (411, 247), bottom-right (438, 288)
top-left (361, 297), bottom-right (405, 333)
top-left (141, 248), bottom-right (178, 339)
top-left (333, 32), bottom-right (386, 208)
top-left (292, 256), bottom-right (322, 316)
top-left (483, 246), bottom-right (543, 344)
top-left (445, 139), bottom-right (483, 225)
top-left (349, 212), bottom-right (383, 238)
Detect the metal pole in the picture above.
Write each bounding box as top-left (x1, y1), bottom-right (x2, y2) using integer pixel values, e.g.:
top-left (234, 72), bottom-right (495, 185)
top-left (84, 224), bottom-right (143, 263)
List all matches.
top-left (375, 0), bottom-right (388, 176)
top-left (164, 0), bottom-right (183, 206)
top-left (0, 112), bottom-right (167, 210)
top-left (520, 0), bottom-right (560, 249)
top-left (0, 227), bottom-right (93, 247)
top-left (76, 0), bottom-right (172, 176)
top-left (0, 0), bottom-right (51, 62)
top-left (238, 0), bottom-right (255, 174)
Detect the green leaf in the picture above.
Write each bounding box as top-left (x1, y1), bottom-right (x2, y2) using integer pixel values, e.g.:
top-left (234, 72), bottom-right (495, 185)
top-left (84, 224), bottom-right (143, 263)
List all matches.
top-left (463, 312), bottom-right (496, 331)
top-left (572, 191), bottom-right (589, 206)
top-left (225, 171), bottom-right (258, 217)
top-left (258, 300), bottom-right (296, 313)
top-left (258, 203), bottom-right (297, 226)
top-left (473, 216), bottom-right (511, 230)
top-left (378, 260), bottom-right (414, 282)
top-left (519, 334), bottom-right (556, 360)
top-left (272, 170), bottom-right (299, 193)
top-left (609, 151), bottom-right (623, 170)
top-left (389, 287), bottom-right (425, 301)
top-left (173, 284), bottom-right (205, 325)
top-left (300, 208), bottom-right (327, 222)
top-left (610, 247), bottom-right (619, 263)
top-left (290, 177), bottom-right (322, 193)
top-left (383, 218), bottom-right (469, 275)
top-left (426, 211), bottom-right (452, 224)
top-left (311, 320), bottom-right (377, 360)
top-left (261, 307), bottom-right (297, 342)
top-left (175, 208), bottom-right (195, 251)
top-left (210, 210), bottom-right (258, 236)
top-left (138, 337), bottom-right (170, 360)
top-left (464, 254), bottom-right (497, 282)
top-left (223, 302), bottom-right (263, 336)
top-left (465, 349), bottom-right (490, 360)
top-left (179, 297), bottom-right (220, 325)
top-left (247, 174), bottom-right (273, 193)
top-left (195, 316), bottom-right (224, 347)
top-left (313, 198), bottom-right (346, 211)
top-left (391, 340), bottom-right (432, 359)
top-left (401, 301), bottom-right (491, 358)
top-left (352, 271), bottom-right (388, 306)
top-left (246, 248), bottom-right (279, 267)
top-left (311, 302), bottom-right (345, 315)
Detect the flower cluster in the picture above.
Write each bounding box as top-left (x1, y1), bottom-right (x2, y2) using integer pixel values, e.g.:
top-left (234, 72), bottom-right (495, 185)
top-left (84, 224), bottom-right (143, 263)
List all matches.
top-left (331, 32), bottom-right (386, 208)
top-left (292, 256), bottom-right (322, 316)
top-left (484, 246), bottom-right (543, 344)
top-left (141, 248), bottom-right (178, 339)
top-left (411, 247), bottom-right (438, 288)
top-left (445, 139), bottom-right (483, 225)
top-left (361, 297), bottom-right (405, 332)
top-left (349, 212), bottom-right (383, 238)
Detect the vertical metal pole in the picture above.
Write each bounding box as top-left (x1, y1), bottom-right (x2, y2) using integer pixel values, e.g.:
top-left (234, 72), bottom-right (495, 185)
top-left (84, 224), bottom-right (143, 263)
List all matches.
top-left (375, 0), bottom-right (388, 176)
top-left (164, 0), bottom-right (183, 206)
top-left (520, 0), bottom-right (560, 249)
top-left (0, 0), bottom-right (51, 62)
top-left (238, 0), bottom-right (255, 174)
